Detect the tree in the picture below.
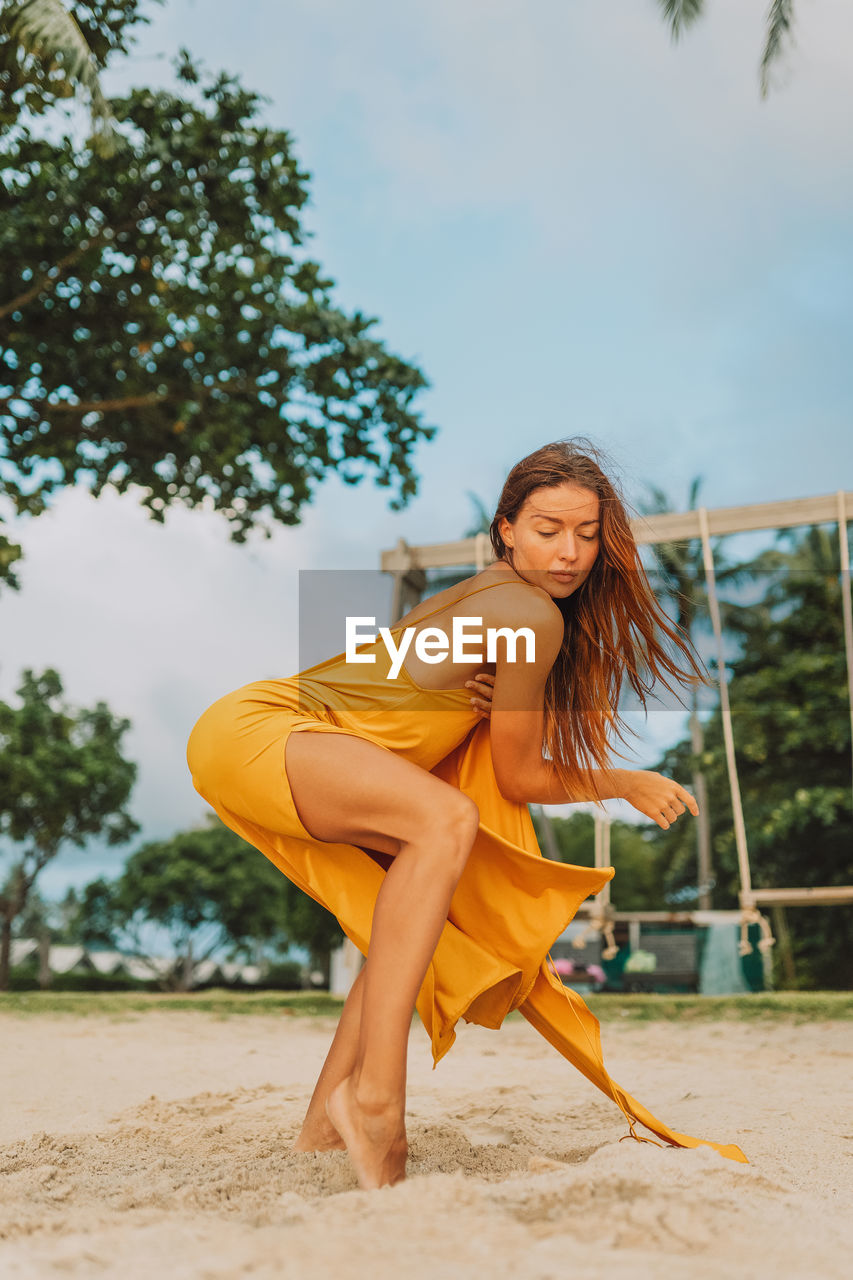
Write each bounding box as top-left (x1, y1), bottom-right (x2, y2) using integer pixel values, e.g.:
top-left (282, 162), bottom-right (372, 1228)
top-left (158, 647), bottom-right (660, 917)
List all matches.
top-left (78, 816), bottom-right (343, 989)
top-left (8, 883), bottom-right (87, 986)
top-left (657, 1), bottom-right (796, 98)
top-left (1, 11), bottom-right (434, 557)
top-left (0, 0), bottom-right (134, 153)
top-left (648, 525), bottom-right (853, 987)
top-left (278, 876), bottom-right (345, 986)
top-left (0, 515), bottom-right (21, 591)
top-left (0, 667), bottom-right (138, 988)
top-left (531, 809), bottom-right (669, 912)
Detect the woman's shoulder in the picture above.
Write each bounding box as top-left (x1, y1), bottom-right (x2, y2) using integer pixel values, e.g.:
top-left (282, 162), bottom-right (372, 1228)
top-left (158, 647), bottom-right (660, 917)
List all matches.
top-left (473, 571), bottom-right (562, 626)
top-left (397, 566), bottom-right (561, 634)
top-left (473, 573), bottom-right (565, 678)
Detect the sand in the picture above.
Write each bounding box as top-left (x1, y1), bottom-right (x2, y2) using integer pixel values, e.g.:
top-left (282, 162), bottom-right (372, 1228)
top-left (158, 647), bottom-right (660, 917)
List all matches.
top-left (1, 1009), bottom-right (851, 1279)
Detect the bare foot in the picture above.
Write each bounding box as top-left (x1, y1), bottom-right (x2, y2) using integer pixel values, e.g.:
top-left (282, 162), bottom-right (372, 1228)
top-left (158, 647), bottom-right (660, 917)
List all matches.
top-left (325, 1076), bottom-right (407, 1189)
top-left (291, 1118), bottom-right (346, 1153)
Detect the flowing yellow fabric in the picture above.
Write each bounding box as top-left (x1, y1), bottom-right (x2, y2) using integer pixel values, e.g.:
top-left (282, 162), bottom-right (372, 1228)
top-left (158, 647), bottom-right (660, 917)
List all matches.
top-left (186, 580), bottom-right (747, 1164)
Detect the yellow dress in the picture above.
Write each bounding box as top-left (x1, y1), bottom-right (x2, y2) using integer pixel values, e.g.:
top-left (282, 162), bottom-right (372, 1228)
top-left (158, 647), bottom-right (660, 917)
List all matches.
top-left (186, 580), bottom-right (747, 1164)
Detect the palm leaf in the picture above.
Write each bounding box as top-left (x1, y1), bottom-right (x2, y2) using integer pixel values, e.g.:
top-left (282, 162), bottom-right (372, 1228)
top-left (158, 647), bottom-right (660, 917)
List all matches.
top-left (5, 0), bottom-right (119, 153)
top-left (760, 0), bottom-right (795, 98)
top-left (658, 0), bottom-right (798, 96)
top-left (657, 0), bottom-right (706, 40)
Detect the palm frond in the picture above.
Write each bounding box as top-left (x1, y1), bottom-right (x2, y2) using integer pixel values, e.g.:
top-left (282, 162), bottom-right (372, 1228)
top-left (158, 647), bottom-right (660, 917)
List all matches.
top-left (461, 490), bottom-right (493, 538)
top-left (657, 0), bottom-right (706, 41)
top-left (637, 482), bottom-right (671, 516)
top-left (6, 0), bottom-right (119, 153)
top-left (760, 0), bottom-right (796, 98)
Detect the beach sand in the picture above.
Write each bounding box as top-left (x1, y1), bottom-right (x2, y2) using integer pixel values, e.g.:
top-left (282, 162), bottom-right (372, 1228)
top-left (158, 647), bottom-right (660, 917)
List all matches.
top-left (1, 1009), bottom-right (851, 1278)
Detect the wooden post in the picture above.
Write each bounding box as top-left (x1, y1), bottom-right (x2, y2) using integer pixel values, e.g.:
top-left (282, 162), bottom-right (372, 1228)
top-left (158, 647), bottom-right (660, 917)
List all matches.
top-left (837, 492), bottom-right (853, 811)
top-left (534, 805), bottom-right (562, 861)
top-left (690, 697), bottom-right (713, 910)
top-left (770, 905), bottom-right (796, 988)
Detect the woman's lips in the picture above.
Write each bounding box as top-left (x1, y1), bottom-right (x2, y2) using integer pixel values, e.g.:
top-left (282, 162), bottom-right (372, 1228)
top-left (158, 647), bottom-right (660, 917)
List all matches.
top-left (550, 571), bottom-right (577, 582)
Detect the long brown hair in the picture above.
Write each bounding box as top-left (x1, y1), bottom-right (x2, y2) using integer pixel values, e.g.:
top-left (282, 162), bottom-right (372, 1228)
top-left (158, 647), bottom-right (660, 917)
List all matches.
top-left (489, 437), bottom-right (706, 796)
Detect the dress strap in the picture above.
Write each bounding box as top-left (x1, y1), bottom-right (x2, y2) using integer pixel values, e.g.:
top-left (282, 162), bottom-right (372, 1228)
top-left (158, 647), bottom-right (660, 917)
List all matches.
top-left (390, 578), bottom-right (535, 633)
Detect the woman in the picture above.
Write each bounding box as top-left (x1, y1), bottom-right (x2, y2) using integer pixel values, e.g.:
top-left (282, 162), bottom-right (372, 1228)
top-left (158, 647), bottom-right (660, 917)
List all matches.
top-left (187, 438), bottom-right (747, 1190)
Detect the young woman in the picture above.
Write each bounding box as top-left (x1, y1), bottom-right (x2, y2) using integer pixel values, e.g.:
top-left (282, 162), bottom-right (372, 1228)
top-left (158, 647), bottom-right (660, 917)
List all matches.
top-left (186, 438), bottom-right (746, 1190)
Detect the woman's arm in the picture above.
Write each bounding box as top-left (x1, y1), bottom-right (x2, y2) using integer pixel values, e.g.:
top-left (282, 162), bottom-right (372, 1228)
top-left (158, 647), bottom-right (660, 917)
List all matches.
top-left (473, 592), bottom-right (698, 831)
top-left (511, 762), bottom-right (698, 830)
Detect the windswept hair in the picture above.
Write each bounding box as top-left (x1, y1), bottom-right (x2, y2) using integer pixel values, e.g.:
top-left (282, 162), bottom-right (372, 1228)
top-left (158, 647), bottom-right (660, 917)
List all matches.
top-left (489, 437), bottom-right (706, 797)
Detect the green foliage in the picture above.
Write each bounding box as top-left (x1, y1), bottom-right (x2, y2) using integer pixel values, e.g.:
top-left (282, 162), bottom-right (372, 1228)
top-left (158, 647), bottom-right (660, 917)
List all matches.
top-left (0, 43), bottom-right (433, 540)
top-left (648, 526), bottom-right (853, 988)
top-left (6, 965), bottom-right (152, 991)
top-left (73, 874), bottom-right (122, 947)
top-left (657, 1), bottom-right (705, 40)
top-left (656, 0), bottom-right (797, 97)
top-left (0, 0), bottom-right (147, 152)
top-left (531, 809), bottom-right (668, 911)
top-left (0, 988), bottom-right (348, 1015)
top-left (0, 668), bottom-right (137, 850)
top-left (259, 959), bottom-right (303, 991)
top-left (0, 515), bottom-right (22, 590)
top-left (0, 667), bottom-right (137, 987)
top-left (0, 1), bottom-right (155, 131)
top-left (3, 988), bottom-right (851, 1021)
top-left (78, 816), bottom-right (343, 987)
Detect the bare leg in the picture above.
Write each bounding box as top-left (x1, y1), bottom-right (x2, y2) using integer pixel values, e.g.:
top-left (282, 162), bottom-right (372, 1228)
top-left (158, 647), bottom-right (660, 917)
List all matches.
top-left (324, 818), bottom-right (476, 1188)
top-left (283, 730), bottom-right (480, 1189)
top-left (292, 965), bottom-right (365, 1151)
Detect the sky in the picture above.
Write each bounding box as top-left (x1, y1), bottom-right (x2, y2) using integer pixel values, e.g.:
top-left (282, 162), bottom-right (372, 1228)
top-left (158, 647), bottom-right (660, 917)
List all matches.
top-left (1, 0), bottom-right (852, 901)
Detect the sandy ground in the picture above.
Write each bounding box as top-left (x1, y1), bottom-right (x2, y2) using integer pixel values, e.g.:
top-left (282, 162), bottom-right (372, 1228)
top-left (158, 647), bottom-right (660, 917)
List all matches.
top-left (1, 1009), bottom-right (851, 1279)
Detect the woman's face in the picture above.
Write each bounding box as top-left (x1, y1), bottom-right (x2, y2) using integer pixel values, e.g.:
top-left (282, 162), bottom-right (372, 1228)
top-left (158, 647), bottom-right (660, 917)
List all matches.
top-left (498, 482), bottom-right (600, 598)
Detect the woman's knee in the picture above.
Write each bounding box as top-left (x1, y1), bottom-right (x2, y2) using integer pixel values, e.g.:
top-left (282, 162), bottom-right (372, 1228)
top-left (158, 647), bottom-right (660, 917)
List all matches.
top-left (409, 789), bottom-right (479, 874)
top-left (452, 792), bottom-right (480, 846)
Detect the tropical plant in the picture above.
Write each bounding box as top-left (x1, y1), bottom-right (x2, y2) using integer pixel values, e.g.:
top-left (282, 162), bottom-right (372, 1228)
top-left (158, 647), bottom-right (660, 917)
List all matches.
top-left (530, 809), bottom-right (669, 911)
top-left (657, 0), bottom-right (796, 97)
top-left (0, 667), bottom-right (138, 988)
top-left (648, 523), bottom-right (853, 988)
top-left (0, 0), bottom-right (143, 153)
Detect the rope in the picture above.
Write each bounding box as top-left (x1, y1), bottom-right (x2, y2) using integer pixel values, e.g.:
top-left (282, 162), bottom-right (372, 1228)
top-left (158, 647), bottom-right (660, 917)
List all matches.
top-left (738, 907), bottom-right (776, 957)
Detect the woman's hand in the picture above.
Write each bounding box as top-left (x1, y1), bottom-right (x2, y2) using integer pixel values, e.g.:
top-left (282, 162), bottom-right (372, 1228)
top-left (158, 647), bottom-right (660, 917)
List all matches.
top-left (621, 770), bottom-right (699, 829)
top-left (465, 671), bottom-right (495, 718)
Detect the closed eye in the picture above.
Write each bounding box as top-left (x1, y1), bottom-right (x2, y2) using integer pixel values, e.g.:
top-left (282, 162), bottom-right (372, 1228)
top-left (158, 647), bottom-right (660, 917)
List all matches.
top-left (537, 532), bottom-right (598, 541)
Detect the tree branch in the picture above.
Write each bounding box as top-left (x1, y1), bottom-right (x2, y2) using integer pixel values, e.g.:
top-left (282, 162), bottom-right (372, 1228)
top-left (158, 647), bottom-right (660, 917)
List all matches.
top-left (0, 205), bottom-right (161, 322)
top-left (0, 391), bottom-right (171, 418)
